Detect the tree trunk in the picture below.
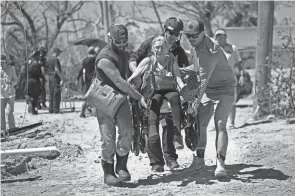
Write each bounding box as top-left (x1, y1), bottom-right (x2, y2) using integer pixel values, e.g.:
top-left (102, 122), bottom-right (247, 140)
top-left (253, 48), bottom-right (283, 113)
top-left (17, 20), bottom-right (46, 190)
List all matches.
top-left (253, 1), bottom-right (274, 118)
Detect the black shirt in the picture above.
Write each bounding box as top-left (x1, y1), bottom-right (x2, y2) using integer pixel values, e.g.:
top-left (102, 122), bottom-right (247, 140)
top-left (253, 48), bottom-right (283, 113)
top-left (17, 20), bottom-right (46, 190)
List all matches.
top-left (47, 56), bottom-right (62, 80)
top-left (77, 55), bottom-right (96, 84)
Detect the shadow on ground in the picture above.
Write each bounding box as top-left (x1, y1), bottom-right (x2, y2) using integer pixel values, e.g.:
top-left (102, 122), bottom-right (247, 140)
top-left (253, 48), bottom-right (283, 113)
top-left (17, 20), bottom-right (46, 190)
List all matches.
top-left (132, 163), bottom-right (290, 187)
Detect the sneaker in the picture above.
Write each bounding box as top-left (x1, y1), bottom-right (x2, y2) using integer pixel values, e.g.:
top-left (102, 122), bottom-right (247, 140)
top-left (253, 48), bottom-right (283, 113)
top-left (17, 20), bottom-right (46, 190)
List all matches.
top-left (215, 158), bottom-right (227, 177)
top-left (166, 159), bottom-right (180, 170)
top-left (189, 154), bottom-right (205, 170)
top-left (151, 164), bottom-right (164, 173)
top-left (80, 113), bottom-right (86, 118)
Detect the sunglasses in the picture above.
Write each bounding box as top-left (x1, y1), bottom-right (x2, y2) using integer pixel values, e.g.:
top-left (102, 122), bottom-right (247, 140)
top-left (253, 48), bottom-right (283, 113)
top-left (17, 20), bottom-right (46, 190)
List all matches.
top-left (185, 33), bottom-right (201, 39)
top-left (167, 30), bottom-right (180, 37)
top-left (112, 39), bottom-right (128, 45)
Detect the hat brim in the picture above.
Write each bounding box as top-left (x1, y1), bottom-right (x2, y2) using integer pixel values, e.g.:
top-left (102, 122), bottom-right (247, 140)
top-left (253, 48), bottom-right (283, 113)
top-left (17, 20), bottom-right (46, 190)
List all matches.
top-left (215, 30), bottom-right (226, 36)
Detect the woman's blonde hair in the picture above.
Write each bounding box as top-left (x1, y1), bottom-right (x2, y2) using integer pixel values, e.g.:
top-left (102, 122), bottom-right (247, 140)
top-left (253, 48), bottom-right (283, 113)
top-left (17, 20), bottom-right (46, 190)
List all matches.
top-left (151, 36), bottom-right (169, 50)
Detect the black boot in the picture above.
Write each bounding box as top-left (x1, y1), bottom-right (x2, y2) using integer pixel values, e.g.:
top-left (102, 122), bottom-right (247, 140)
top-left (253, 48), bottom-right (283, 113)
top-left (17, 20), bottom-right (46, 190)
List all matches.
top-left (116, 153), bottom-right (131, 181)
top-left (101, 160), bottom-right (121, 186)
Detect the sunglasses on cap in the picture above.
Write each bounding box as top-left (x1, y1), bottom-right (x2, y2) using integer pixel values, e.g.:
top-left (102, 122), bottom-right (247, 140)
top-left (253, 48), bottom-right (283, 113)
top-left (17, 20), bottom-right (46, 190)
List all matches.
top-left (185, 32), bottom-right (201, 39)
top-left (167, 30), bottom-right (180, 37)
top-left (112, 39), bottom-right (128, 45)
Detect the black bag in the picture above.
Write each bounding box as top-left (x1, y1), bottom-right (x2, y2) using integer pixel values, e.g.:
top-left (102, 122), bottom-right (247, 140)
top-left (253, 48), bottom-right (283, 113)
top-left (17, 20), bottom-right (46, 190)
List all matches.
top-left (151, 74), bottom-right (177, 92)
top-left (150, 56), bottom-right (177, 93)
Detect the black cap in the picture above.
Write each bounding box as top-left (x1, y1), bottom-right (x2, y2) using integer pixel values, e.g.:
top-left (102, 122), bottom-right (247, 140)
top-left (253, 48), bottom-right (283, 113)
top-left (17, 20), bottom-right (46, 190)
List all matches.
top-left (164, 17), bottom-right (184, 33)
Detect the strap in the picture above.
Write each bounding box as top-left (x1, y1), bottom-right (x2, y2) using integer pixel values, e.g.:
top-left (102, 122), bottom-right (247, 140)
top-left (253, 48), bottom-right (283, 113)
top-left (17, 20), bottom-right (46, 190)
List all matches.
top-left (149, 55), bottom-right (175, 76)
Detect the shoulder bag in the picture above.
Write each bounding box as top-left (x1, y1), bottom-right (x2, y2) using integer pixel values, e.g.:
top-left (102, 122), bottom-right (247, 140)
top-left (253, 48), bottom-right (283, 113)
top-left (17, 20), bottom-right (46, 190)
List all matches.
top-left (83, 77), bottom-right (126, 119)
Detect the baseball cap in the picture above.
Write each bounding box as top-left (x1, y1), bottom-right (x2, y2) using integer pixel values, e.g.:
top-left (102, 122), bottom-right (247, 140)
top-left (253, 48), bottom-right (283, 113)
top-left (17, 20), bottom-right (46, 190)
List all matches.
top-left (1, 53), bottom-right (7, 62)
top-left (183, 20), bottom-right (205, 34)
top-left (164, 17), bottom-right (184, 33)
top-left (108, 24), bottom-right (128, 40)
top-left (215, 29), bottom-right (226, 36)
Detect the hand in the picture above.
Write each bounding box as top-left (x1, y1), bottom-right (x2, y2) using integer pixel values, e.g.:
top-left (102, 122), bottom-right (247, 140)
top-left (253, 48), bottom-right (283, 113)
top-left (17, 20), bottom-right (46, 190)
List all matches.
top-left (60, 80), bottom-right (64, 86)
top-left (239, 75), bottom-right (245, 85)
top-left (139, 97), bottom-right (148, 109)
top-left (75, 80), bottom-right (78, 85)
top-left (180, 96), bottom-right (186, 105)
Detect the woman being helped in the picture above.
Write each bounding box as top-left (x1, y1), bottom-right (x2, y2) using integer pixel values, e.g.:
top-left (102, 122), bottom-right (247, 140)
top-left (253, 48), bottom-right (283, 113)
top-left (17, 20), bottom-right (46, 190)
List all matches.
top-left (128, 36), bottom-right (186, 172)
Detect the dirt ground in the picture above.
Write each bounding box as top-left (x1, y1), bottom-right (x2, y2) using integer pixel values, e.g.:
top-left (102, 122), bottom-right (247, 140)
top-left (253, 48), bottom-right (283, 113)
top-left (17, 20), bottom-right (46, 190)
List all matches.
top-left (1, 98), bottom-right (295, 196)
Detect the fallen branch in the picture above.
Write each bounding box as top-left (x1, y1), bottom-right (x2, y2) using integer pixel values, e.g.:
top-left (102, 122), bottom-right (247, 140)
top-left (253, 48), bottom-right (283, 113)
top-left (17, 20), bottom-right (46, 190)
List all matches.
top-left (237, 119), bottom-right (272, 129)
top-left (1, 121), bottom-right (43, 142)
top-left (1, 175), bottom-right (42, 184)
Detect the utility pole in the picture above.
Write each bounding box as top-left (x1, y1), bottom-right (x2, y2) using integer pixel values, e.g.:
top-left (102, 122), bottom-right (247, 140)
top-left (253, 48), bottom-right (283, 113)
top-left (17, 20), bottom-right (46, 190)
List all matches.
top-left (102, 1), bottom-right (110, 43)
top-left (253, 1), bottom-right (275, 118)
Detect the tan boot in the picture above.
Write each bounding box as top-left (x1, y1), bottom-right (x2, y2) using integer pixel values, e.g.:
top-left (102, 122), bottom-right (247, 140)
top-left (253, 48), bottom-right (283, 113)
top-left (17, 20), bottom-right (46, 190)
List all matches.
top-left (189, 154), bottom-right (205, 170)
top-left (215, 157), bottom-right (227, 177)
top-left (101, 160), bottom-right (121, 186)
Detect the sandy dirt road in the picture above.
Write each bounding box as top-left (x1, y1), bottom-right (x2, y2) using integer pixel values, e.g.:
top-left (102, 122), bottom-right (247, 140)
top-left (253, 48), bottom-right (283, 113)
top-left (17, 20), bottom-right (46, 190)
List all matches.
top-left (1, 100), bottom-right (295, 196)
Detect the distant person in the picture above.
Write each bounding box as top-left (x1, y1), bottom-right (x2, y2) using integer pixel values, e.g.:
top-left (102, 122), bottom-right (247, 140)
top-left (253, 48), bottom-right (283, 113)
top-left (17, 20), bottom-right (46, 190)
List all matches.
top-left (19, 49), bottom-right (45, 115)
top-left (1, 53), bottom-right (17, 130)
top-left (37, 47), bottom-right (48, 109)
top-left (47, 48), bottom-right (64, 114)
top-left (215, 29), bottom-right (245, 129)
top-left (76, 46), bottom-right (96, 118)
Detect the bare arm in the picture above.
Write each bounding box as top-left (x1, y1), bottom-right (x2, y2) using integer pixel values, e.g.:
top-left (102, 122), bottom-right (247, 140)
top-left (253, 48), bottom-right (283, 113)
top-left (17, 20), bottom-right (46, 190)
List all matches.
top-left (128, 57), bottom-right (150, 82)
top-left (11, 66), bottom-right (18, 86)
top-left (129, 61), bottom-right (138, 73)
top-left (232, 45), bottom-right (244, 75)
top-left (97, 58), bottom-right (143, 101)
top-left (172, 59), bottom-right (185, 89)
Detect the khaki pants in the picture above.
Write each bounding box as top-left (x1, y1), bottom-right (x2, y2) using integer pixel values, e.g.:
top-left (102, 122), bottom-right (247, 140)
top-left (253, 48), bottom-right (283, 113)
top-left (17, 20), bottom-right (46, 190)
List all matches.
top-left (196, 94), bottom-right (235, 152)
top-left (96, 99), bottom-right (134, 164)
top-left (1, 97), bottom-right (16, 131)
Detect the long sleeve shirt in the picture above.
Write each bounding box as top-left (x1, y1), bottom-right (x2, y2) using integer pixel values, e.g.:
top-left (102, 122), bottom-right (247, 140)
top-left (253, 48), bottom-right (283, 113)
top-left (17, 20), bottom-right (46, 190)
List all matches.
top-left (1, 65), bottom-right (17, 98)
